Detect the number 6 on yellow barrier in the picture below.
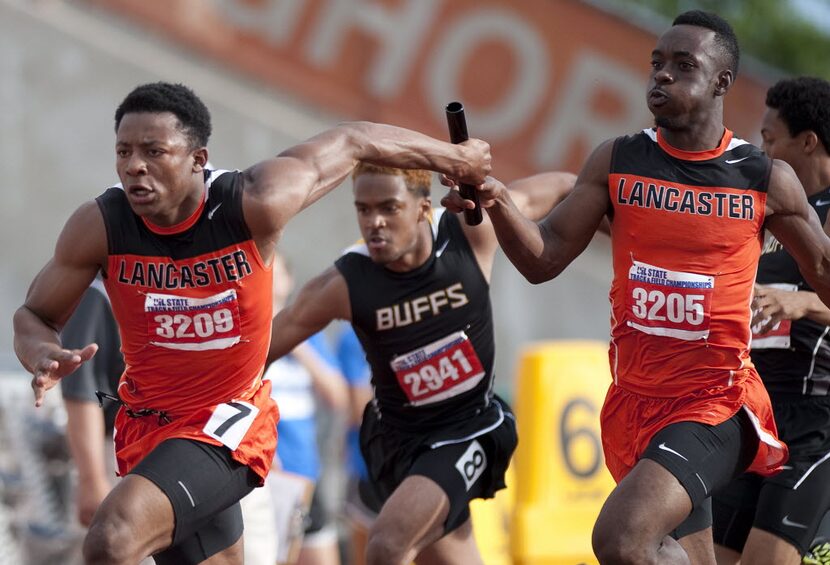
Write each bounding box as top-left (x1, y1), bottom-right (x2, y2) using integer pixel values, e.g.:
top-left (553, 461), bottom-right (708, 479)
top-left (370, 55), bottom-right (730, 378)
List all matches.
top-left (510, 340), bottom-right (616, 565)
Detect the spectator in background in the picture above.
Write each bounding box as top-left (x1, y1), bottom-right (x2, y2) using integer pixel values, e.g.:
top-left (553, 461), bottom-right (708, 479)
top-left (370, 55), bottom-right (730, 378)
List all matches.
top-left (334, 323), bottom-right (373, 565)
top-left (266, 252), bottom-right (347, 565)
top-left (60, 277), bottom-right (123, 528)
top-left (60, 277), bottom-right (156, 565)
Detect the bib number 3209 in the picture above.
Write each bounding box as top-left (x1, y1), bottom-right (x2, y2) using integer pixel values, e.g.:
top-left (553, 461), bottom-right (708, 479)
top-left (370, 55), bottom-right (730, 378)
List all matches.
top-left (626, 260), bottom-right (714, 341)
top-left (145, 289), bottom-right (242, 351)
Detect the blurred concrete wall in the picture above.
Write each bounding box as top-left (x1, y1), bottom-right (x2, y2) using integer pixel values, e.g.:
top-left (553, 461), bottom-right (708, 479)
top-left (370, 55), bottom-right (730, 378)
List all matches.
top-left (0, 0), bottom-right (612, 389)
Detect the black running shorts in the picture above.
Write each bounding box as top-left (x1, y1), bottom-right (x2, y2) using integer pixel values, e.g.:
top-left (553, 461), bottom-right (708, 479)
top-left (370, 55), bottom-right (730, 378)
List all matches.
top-left (641, 409), bottom-right (759, 538)
top-left (713, 396), bottom-right (830, 554)
top-left (130, 438), bottom-right (259, 565)
top-left (359, 396), bottom-right (517, 533)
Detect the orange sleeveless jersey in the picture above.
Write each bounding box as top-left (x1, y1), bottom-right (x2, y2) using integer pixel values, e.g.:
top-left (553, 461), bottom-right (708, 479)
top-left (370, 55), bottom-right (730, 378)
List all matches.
top-left (97, 170), bottom-right (278, 480)
top-left (603, 129), bottom-right (787, 480)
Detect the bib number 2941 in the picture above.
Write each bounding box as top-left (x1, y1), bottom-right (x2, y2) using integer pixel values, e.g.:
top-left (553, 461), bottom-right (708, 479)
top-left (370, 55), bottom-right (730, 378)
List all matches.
top-left (391, 330), bottom-right (485, 407)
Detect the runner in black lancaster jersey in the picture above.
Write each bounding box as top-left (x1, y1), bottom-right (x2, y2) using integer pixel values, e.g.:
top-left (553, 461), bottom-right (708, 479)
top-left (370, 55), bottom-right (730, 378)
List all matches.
top-left (266, 164), bottom-right (575, 565)
top-left (711, 77), bottom-right (830, 565)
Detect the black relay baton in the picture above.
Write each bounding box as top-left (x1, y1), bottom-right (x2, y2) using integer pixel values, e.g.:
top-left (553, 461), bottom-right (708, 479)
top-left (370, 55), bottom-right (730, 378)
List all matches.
top-left (445, 102), bottom-right (483, 226)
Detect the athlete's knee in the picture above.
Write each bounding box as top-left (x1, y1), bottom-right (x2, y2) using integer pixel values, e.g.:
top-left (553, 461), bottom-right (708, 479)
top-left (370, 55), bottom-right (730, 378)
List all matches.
top-left (592, 528), bottom-right (635, 564)
top-left (592, 536), bottom-right (658, 564)
top-left (593, 513), bottom-right (659, 565)
top-left (83, 513), bottom-right (144, 565)
top-left (365, 527), bottom-right (412, 565)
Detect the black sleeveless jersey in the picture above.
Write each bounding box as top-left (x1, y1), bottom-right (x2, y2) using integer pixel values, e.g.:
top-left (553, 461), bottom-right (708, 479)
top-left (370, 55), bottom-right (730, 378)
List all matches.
top-left (335, 209), bottom-right (495, 432)
top-left (752, 186), bottom-right (830, 396)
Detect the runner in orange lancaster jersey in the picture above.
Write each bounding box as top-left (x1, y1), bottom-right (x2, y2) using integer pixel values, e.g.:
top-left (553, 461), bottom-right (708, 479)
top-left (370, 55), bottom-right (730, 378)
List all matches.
top-left (443, 11), bottom-right (830, 565)
top-left (12, 82), bottom-right (490, 565)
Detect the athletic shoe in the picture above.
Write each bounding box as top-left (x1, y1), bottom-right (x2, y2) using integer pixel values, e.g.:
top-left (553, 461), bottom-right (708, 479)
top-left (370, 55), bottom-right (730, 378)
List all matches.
top-left (804, 542), bottom-right (830, 565)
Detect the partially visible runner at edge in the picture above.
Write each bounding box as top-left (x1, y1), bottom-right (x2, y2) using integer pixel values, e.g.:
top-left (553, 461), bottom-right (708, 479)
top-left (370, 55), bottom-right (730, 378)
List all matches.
top-left (712, 77), bottom-right (830, 565)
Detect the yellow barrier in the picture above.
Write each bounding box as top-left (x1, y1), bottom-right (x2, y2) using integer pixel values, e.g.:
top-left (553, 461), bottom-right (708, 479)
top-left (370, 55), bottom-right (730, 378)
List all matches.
top-left (510, 341), bottom-right (617, 565)
top-left (470, 467), bottom-right (514, 565)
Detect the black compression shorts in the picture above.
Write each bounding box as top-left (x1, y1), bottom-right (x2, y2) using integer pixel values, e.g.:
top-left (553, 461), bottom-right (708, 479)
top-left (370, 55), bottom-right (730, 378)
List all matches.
top-left (640, 409), bottom-right (759, 538)
top-left (130, 438), bottom-right (259, 565)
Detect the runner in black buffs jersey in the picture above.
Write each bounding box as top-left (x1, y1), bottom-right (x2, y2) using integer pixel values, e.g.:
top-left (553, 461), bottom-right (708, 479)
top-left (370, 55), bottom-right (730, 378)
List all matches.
top-left (712, 77), bottom-right (830, 565)
top-left (266, 164), bottom-right (575, 565)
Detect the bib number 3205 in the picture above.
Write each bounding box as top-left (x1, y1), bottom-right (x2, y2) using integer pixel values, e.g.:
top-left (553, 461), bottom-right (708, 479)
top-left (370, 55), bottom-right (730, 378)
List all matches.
top-left (626, 260), bottom-right (714, 341)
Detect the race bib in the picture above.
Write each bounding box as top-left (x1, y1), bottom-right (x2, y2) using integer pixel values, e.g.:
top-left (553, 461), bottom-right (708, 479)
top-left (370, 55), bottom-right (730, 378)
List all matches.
top-left (626, 260), bottom-right (713, 341)
top-left (391, 330), bottom-right (485, 407)
top-left (145, 289), bottom-right (242, 350)
top-left (202, 400), bottom-right (259, 451)
top-left (751, 283), bottom-right (797, 349)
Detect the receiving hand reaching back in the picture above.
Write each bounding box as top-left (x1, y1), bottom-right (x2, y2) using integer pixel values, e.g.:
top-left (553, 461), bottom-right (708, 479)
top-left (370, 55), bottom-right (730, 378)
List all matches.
top-left (31, 343), bottom-right (98, 407)
top-left (440, 175), bottom-right (507, 213)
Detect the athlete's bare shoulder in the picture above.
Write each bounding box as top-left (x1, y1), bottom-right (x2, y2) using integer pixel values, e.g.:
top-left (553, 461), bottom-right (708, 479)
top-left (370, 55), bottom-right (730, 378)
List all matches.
top-left (764, 158), bottom-right (805, 218)
top-left (56, 199), bottom-right (109, 270)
